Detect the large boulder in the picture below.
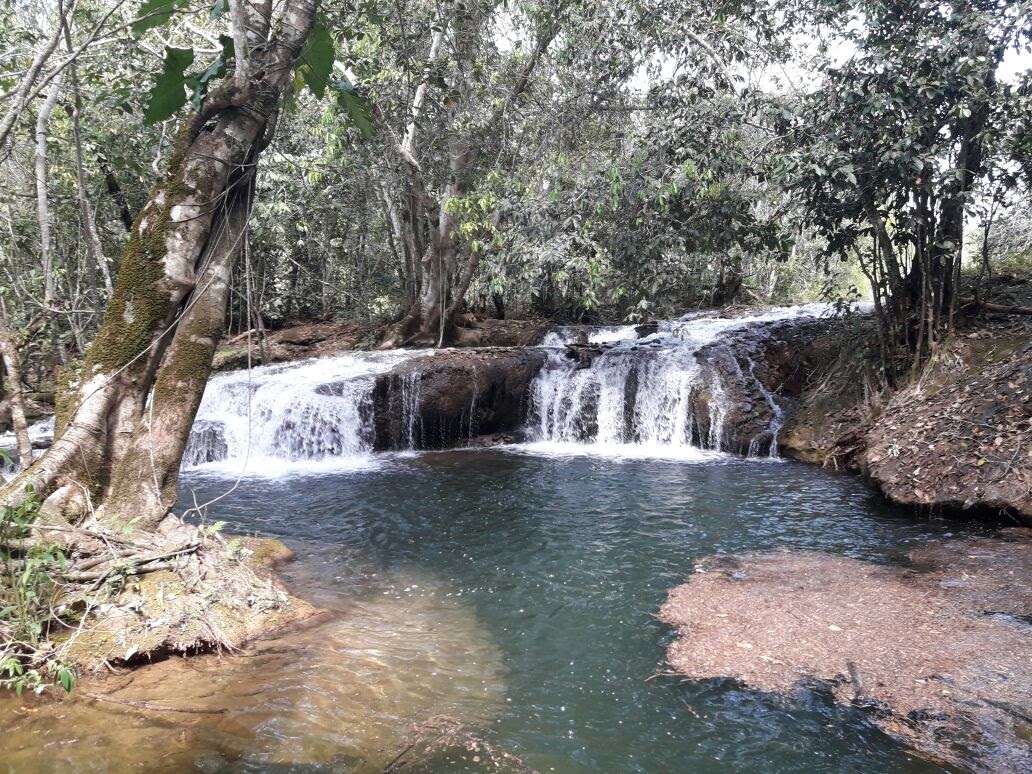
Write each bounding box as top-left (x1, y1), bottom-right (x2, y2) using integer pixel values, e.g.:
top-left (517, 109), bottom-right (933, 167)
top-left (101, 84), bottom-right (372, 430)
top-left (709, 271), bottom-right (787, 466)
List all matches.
top-left (691, 316), bottom-right (840, 455)
top-left (373, 347), bottom-right (547, 450)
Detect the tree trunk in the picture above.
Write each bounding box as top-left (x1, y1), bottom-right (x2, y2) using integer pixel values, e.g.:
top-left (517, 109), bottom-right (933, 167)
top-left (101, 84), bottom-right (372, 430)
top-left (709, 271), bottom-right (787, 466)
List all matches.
top-left (67, 69), bottom-right (113, 298)
top-left (0, 0), bottom-right (318, 531)
top-left (35, 73), bottom-right (64, 306)
top-left (103, 177), bottom-right (251, 526)
top-left (0, 325), bottom-right (33, 470)
top-left (375, 3), bottom-right (559, 347)
top-left (99, 155), bottom-right (135, 233)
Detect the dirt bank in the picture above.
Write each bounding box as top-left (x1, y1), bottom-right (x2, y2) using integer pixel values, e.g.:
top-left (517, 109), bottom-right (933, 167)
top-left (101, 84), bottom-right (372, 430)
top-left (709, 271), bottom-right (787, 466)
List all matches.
top-left (658, 530), bottom-right (1032, 771)
top-left (778, 283), bottom-right (1032, 524)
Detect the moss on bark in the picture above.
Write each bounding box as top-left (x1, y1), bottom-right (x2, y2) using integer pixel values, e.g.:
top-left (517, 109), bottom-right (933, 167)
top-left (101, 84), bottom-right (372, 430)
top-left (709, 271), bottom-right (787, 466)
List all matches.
top-left (81, 126), bottom-right (195, 378)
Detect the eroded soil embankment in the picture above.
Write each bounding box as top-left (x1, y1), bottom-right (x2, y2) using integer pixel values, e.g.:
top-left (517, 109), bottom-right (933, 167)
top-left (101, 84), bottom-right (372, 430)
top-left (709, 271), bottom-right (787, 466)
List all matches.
top-left (54, 520), bottom-right (321, 673)
top-left (658, 530), bottom-right (1032, 771)
top-left (776, 285), bottom-right (1032, 524)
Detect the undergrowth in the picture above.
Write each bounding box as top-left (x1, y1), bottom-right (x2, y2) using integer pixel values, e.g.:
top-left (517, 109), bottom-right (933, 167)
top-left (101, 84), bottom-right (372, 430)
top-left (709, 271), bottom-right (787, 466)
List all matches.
top-left (0, 487), bottom-right (76, 695)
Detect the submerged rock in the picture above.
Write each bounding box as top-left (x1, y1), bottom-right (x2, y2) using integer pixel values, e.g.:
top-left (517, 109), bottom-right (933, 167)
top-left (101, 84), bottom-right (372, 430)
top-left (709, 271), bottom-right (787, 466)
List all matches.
top-left (658, 532), bottom-right (1032, 771)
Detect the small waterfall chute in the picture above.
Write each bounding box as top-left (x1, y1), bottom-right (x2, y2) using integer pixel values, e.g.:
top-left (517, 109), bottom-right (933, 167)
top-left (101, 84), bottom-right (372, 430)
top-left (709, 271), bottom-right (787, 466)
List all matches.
top-left (183, 350), bottom-right (429, 474)
top-left (525, 303), bottom-right (865, 458)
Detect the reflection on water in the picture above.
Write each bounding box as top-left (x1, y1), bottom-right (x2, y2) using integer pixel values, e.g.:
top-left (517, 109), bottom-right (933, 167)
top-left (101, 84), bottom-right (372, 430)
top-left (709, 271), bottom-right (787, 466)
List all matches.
top-left (0, 450), bottom-right (978, 772)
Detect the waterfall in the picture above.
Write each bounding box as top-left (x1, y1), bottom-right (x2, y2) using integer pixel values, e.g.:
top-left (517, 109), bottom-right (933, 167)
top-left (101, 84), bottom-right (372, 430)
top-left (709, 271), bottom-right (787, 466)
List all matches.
top-left (527, 303), bottom-right (861, 457)
top-left (183, 351), bottom-right (428, 473)
top-left (745, 355), bottom-right (785, 458)
top-left (0, 417), bottom-right (54, 476)
top-left (2, 303), bottom-right (865, 479)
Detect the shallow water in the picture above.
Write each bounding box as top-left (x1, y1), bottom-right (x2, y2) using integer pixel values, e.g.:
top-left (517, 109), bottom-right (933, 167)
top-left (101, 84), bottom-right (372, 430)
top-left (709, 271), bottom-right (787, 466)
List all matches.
top-left (0, 448), bottom-right (978, 773)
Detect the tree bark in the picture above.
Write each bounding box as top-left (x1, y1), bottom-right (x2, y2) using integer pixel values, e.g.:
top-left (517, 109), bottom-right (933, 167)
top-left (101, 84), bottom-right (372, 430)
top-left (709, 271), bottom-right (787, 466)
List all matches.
top-left (67, 68), bottom-right (113, 298)
top-left (0, 325), bottom-right (33, 470)
top-left (35, 73), bottom-right (65, 306)
top-left (103, 177), bottom-right (252, 525)
top-left (1, 0), bottom-right (319, 530)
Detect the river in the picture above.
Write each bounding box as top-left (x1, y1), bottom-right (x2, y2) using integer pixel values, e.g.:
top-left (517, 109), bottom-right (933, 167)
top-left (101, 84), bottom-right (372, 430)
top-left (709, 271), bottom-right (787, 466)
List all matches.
top-left (1, 450), bottom-right (974, 772)
top-left (0, 305), bottom-right (978, 772)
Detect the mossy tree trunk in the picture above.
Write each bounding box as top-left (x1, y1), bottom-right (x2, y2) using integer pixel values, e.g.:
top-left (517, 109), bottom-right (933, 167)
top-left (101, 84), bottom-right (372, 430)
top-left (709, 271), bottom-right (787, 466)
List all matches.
top-left (0, 0), bottom-right (319, 531)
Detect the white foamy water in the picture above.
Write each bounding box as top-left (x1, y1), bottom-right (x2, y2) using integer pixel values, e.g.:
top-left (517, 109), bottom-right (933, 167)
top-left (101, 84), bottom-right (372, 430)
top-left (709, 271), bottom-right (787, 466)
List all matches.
top-left (0, 417), bottom-right (54, 476)
top-left (183, 350), bottom-right (429, 475)
top-left (4, 303), bottom-right (866, 478)
top-left (540, 325), bottom-right (641, 347)
top-left (525, 303), bottom-right (866, 458)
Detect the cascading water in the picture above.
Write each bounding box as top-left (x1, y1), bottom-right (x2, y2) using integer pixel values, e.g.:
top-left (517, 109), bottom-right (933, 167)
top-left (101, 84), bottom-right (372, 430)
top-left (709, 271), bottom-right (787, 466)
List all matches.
top-left (539, 325), bottom-right (640, 348)
top-left (527, 303), bottom-right (862, 457)
top-left (3, 304), bottom-right (865, 478)
top-left (183, 350), bottom-right (429, 473)
top-left (0, 416), bottom-right (54, 476)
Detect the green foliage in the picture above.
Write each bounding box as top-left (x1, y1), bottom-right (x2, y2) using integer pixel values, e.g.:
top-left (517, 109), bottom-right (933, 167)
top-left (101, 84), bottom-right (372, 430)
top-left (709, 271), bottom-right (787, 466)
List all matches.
top-left (772, 0), bottom-right (1031, 362)
top-left (132, 0), bottom-right (191, 35)
top-left (0, 490), bottom-right (76, 696)
top-left (334, 83), bottom-right (375, 138)
top-left (299, 14), bottom-right (335, 99)
top-left (143, 46), bottom-right (195, 124)
top-left (143, 37), bottom-right (236, 124)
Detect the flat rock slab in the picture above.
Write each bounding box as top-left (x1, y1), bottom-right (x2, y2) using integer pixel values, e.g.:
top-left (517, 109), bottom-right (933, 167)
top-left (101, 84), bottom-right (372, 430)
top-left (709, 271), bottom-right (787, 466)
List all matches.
top-left (658, 532), bottom-right (1031, 770)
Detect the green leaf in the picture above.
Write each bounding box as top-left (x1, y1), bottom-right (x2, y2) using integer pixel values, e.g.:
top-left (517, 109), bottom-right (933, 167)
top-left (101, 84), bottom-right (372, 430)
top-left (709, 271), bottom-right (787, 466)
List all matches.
top-left (335, 84), bottom-right (374, 138)
top-left (187, 36), bottom-right (234, 111)
top-left (58, 667), bottom-right (74, 693)
top-left (298, 14), bottom-right (334, 99)
top-left (144, 47), bottom-right (195, 125)
top-left (132, 0), bottom-right (190, 35)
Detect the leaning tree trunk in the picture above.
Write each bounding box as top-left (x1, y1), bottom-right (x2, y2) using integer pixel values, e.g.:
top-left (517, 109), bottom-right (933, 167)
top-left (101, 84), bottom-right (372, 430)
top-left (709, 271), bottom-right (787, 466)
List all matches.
top-left (0, 0), bottom-right (319, 531)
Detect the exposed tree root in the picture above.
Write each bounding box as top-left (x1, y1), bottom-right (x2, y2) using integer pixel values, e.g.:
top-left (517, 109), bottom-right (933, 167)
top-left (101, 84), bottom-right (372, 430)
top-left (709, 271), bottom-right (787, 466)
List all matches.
top-left (1, 513), bottom-right (319, 681)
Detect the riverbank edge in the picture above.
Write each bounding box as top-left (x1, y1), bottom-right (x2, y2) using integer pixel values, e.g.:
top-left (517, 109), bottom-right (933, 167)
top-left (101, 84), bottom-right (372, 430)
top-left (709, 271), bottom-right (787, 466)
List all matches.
top-left (776, 309), bottom-right (1032, 526)
top-left (56, 531), bottom-right (327, 676)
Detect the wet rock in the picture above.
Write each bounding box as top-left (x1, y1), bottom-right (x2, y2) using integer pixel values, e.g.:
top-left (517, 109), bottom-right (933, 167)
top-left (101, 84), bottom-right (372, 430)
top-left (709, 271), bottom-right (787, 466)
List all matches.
top-left (634, 321), bottom-right (659, 338)
top-left (563, 343), bottom-right (601, 370)
top-left (372, 348), bottom-right (547, 450)
top-left (449, 318), bottom-right (552, 348)
top-left (691, 316), bottom-right (833, 455)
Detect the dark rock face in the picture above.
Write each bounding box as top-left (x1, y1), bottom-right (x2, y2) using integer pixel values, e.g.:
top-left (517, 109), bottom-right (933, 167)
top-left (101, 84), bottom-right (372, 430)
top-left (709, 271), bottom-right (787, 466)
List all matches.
top-left (372, 348), bottom-right (547, 450)
top-left (692, 317), bottom-right (836, 455)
